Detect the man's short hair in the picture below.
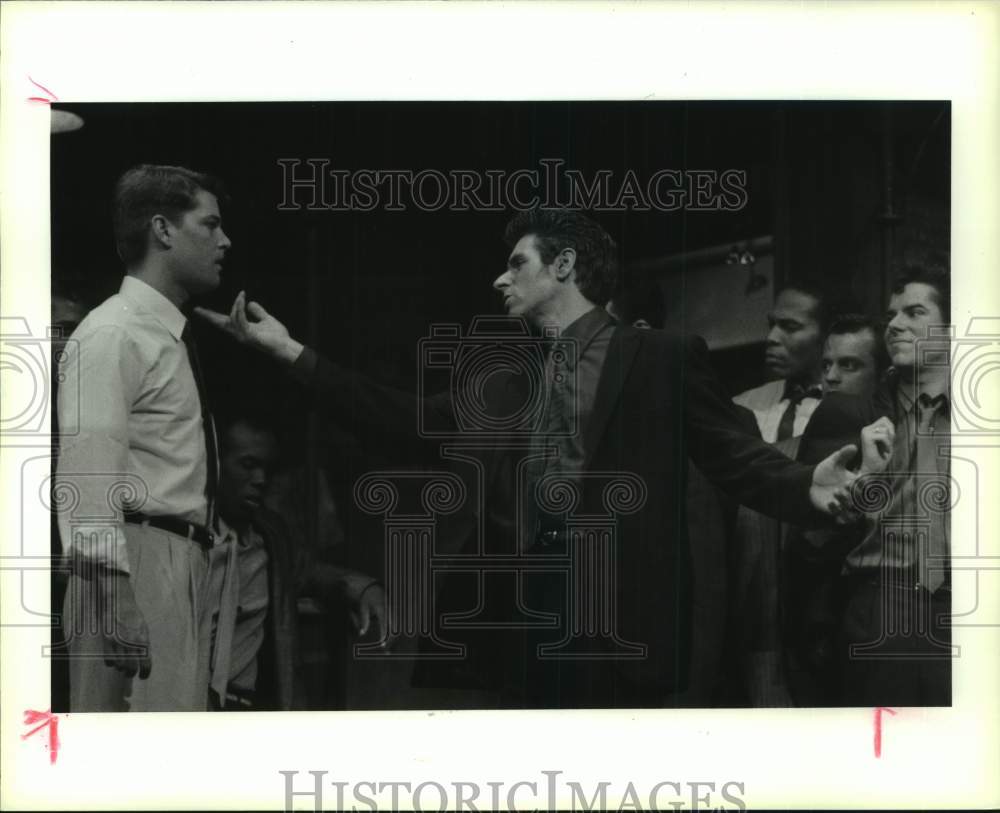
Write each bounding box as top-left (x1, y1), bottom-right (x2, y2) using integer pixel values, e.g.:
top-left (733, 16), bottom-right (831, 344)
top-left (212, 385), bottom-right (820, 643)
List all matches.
top-left (113, 164), bottom-right (228, 266)
top-left (776, 277), bottom-right (851, 335)
top-left (503, 207), bottom-right (620, 307)
top-left (217, 409), bottom-right (280, 455)
top-left (891, 264), bottom-right (950, 323)
top-left (827, 312), bottom-right (891, 375)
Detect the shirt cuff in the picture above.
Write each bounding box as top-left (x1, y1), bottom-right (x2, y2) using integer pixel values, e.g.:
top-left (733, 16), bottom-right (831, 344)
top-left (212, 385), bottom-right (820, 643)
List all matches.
top-left (289, 345), bottom-right (319, 386)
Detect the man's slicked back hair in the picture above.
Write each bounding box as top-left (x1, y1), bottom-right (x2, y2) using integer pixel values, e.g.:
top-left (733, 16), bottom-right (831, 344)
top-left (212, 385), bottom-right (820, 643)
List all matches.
top-left (503, 207), bottom-right (620, 307)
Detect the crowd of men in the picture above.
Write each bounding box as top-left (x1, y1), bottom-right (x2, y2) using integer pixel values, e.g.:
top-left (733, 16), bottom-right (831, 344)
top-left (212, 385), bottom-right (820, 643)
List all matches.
top-left (53, 163), bottom-right (952, 711)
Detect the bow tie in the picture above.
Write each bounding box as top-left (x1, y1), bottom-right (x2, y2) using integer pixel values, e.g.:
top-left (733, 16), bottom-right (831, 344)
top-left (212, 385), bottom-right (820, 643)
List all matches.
top-left (782, 381), bottom-right (823, 403)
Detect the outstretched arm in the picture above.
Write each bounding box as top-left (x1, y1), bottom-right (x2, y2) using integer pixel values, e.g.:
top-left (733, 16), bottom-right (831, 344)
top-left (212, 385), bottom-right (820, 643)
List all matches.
top-left (196, 291), bottom-right (457, 446)
top-left (681, 335), bottom-right (856, 525)
top-left (195, 290), bottom-right (303, 364)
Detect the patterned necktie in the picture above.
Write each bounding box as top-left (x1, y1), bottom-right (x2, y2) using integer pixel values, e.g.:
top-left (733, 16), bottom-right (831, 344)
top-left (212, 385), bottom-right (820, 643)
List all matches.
top-left (181, 322), bottom-right (219, 524)
top-left (776, 382), bottom-right (821, 442)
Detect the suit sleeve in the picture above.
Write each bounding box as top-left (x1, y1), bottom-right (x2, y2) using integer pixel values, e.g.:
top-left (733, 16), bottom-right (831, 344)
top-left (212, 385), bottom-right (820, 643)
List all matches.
top-left (681, 335), bottom-right (820, 526)
top-left (288, 346), bottom-right (456, 459)
top-left (799, 392), bottom-right (877, 466)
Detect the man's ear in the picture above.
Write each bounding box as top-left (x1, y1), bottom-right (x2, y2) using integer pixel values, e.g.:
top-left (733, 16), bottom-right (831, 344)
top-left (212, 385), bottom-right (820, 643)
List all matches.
top-left (554, 247), bottom-right (577, 281)
top-left (150, 214), bottom-right (172, 249)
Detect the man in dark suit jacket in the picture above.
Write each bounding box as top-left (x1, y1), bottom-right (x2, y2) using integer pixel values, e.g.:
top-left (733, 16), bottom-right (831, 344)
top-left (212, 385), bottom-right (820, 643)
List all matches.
top-left (199, 208), bottom-right (861, 708)
top-left (799, 266), bottom-right (952, 707)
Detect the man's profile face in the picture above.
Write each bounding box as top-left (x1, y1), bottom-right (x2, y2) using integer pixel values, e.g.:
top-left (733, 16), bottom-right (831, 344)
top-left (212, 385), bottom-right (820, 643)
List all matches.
top-left (764, 288), bottom-right (823, 381)
top-left (217, 422), bottom-right (278, 525)
top-left (493, 234), bottom-right (559, 325)
top-left (885, 282), bottom-right (946, 371)
top-left (168, 189), bottom-right (231, 297)
top-left (822, 329), bottom-right (880, 396)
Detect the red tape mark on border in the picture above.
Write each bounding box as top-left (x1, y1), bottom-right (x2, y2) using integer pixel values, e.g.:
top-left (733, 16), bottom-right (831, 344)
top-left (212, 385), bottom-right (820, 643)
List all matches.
top-left (873, 706), bottom-right (896, 758)
top-left (22, 709), bottom-right (60, 764)
top-left (27, 76), bottom-right (58, 104)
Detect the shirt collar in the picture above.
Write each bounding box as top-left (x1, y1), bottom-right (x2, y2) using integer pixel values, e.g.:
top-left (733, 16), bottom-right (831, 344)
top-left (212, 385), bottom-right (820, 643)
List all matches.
top-left (559, 306), bottom-right (614, 357)
top-left (119, 276), bottom-right (187, 341)
top-left (214, 513), bottom-right (238, 545)
top-left (892, 372), bottom-right (951, 416)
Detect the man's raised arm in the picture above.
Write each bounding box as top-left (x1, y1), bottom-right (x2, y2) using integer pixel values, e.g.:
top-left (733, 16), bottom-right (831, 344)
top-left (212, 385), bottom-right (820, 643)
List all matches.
top-left (196, 291), bottom-right (457, 444)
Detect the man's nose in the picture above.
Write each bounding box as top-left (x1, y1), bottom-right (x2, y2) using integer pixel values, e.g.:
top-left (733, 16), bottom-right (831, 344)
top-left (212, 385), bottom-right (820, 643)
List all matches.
top-left (493, 272), bottom-right (510, 291)
top-left (765, 326), bottom-right (782, 345)
top-left (218, 229), bottom-right (232, 251)
top-left (825, 365), bottom-right (840, 383)
top-left (886, 312), bottom-right (906, 333)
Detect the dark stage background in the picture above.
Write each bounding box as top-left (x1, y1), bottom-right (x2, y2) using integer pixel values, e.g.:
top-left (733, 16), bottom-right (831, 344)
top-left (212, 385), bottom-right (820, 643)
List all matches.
top-left (50, 100), bottom-right (950, 709)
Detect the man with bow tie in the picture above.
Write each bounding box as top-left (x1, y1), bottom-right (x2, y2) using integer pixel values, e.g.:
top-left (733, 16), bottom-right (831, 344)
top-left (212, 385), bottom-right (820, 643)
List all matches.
top-left (734, 280), bottom-right (833, 444)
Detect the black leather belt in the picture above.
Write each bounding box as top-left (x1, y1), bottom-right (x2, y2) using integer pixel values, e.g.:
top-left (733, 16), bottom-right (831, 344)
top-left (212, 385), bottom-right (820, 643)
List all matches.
top-left (124, 512), bottom-right (214, 547)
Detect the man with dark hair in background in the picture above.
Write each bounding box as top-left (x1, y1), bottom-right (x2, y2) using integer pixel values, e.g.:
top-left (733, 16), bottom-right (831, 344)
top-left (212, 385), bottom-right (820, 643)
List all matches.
top-left (56, 164), bottom-right (232, 710)
top-left (734, 280), bottom-right (834, 443)
top-left (727, 279), bottom-right (844, 703)
top-left (822, 313), bottom-right (891, 397)
top-left (210, 412), bottom-right (387, 710)
top-left (200, 207), bottom-right (863, 709)
top-left (785, 312), bottom-right (890, 705)
top-left (801, 265), bottom-right (953, 706)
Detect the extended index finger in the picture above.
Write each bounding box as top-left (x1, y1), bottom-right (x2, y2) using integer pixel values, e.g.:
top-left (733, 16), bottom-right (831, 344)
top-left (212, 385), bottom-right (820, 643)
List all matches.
top-left (192, 306), bottom-right (230, 331)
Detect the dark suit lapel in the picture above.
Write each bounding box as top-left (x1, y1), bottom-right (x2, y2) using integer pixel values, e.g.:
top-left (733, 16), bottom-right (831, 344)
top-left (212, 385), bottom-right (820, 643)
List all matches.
top-left (584, 326), bottom-right (641, 468)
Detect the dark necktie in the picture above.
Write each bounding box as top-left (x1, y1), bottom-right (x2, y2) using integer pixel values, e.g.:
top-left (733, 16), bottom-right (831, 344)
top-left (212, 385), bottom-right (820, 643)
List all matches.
top-left (916, 393), bottom-right (948, 436)
top-left (776, 381), bottom-right (821, 442)
top-left (182, 323), bottom-right (219, 523)
top-left (915, 393), bottom-right (949, 592)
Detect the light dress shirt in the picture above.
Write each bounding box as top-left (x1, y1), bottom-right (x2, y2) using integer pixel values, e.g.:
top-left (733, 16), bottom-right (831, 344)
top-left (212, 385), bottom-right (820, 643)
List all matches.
top-left (733, 378), bottom-right (822, 443)
top-left (56, 275), bottom-right (209, 573)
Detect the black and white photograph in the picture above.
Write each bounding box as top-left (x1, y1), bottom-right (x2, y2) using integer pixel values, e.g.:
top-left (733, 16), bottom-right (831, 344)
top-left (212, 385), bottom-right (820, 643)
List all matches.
top-left (2, 2), bottom-right (997, 811)
top-left (47, 99), bottom-right (953, 715)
